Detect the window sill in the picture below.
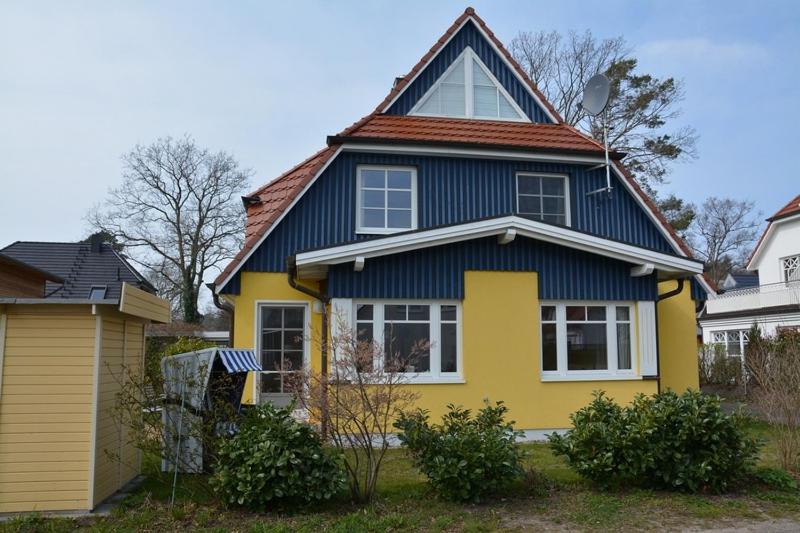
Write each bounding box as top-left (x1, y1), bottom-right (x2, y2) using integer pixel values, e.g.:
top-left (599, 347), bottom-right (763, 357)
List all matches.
top-left (403, 375), bottom-right (465, 385)
top-left (540, 373), bottom-right (641, 382)
top-left (355, 228), bottom-right (415, 236)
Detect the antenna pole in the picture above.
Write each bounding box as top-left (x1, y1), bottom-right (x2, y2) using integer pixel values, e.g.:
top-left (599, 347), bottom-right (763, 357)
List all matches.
top-left (603, 109), bottom-right (612, 196)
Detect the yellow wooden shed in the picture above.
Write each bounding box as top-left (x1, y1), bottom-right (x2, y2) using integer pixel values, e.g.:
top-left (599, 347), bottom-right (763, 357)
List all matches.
top-left (0, 240), bottom-right (171, 514)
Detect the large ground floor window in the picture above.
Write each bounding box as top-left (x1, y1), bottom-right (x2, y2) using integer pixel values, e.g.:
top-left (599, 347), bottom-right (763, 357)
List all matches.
top-left (540, 302), bottom-right (636, 380)
top-left (351, 301), bottom-right (461, 383)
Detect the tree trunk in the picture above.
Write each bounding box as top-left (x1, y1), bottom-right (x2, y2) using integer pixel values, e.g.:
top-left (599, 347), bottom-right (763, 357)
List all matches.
top-left (182, 278), bottom-right (200, 323)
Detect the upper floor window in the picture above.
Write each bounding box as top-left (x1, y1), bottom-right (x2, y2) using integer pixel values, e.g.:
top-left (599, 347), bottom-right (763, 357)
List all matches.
top-left (783, 255), bottom-right (800, 282)
top-left (356, 166), bottom-right (417, 234)
top-left (516, 173), bottom-right (570, 226)
top-left (410, 48), bottom-right (526, 121)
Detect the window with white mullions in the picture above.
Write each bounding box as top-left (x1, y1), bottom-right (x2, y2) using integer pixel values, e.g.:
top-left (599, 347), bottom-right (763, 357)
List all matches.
top-left (351, 301), bottom-right (461, 382)
top-left (357, 166), bottom-right (417, 234)
top-left (258, 305), bottom-right (305, 404)
top-left (711, 330), bottom-right (749, 358)
top-left (516, 173), bottom-right (569, 226)
top-left (540, 302), bottom-right (636, 380)
top-left (783, 255), bottom-right (800, 282)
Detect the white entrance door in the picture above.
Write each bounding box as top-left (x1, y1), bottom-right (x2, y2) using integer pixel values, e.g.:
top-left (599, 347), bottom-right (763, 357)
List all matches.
top-left (257, 304), bottom-right (306, 407)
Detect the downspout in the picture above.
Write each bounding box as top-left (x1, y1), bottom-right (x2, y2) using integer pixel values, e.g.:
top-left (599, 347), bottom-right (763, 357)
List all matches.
top-left (286, 256), bottom-right (330, 437)
top-left (654, 278), bottom-right (687, 394)
top-left (208, 283), bottom-right (234, 347)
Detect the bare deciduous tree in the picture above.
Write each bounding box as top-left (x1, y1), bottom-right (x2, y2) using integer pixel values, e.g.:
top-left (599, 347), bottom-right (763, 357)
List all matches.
top-left (293, 313), bottom-right (421, 503)
top-left (510, 30), bottom-right (697, 196)
top-left (89, 135), bottom-right (251, 323)
top-left (687, 197), bottom-right (761, 285)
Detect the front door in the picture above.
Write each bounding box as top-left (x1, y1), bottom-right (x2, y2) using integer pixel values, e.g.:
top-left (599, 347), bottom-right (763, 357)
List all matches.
top-left (258, 304), bottom-right (306, 407)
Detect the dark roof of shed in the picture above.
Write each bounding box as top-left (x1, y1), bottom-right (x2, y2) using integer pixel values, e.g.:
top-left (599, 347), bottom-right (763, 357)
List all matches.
top-left (0, 241), bottom-right (154, 300)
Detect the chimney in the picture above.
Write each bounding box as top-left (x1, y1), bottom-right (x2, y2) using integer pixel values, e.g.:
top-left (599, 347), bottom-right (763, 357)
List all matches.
top-left (90, 233), bottom-right (103, 253)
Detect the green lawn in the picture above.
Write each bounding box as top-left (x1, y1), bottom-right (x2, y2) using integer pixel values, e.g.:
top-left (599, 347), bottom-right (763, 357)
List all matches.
top-left (3, 420), bottom-right (799, 533)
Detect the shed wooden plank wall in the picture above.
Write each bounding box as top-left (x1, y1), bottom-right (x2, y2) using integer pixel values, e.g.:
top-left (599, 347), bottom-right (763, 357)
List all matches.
top-left (93, 313), bottom-right (144, 505)
top-left (0, 263), bottom-right (45, 298)
top-left (0, 305), bottom-right (94, 513)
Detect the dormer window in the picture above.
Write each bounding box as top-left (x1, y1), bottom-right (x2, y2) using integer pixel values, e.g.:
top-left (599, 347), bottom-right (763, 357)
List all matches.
top-left (356, 166), bottom-right (417, 234)
top-left (411, 48), bottom-right (527, 121)
top-left (88, 285), bottom-right (107, 300)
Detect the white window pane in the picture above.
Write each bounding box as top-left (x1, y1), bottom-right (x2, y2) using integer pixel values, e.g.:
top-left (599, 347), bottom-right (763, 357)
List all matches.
top-left (542, 197), bottom-right (565, 215)
top-left (384, 305), bottom-right (406, 321)
top-left (567, 323), bottom-right (608, 370)
top-left (542, 323), bottom-right (558, 371)
top-left (499, 94), bottom-right (521, 118)
top-left (518, 196), bottom-right (541, 215)
top-left (387, 170), bottom-right (412, 189)
top-left (362, 189), bottom-right (385, 208)
top-left (471, 59), bottom-right (493, 86)
top-left (473, 86), bottom-right (498, 117)
top-left (261, 373), bottom-right (281, 393)
top-left (387, 190), bottom-right (411, 209)
top-left (417, 89), bottom-right (440, 114)
top-left (443, 57), bottom-right (465, 84)
top-left (441, 83), bottom-right (465, 116)
top-left (518, 176), bottom-right (541, 195)
top-left (616, 306), bottom-right (630, 322)
top-left (541, 177), bottom-right (565, 196)
top-left (387, 209), bottom-right (412, 228)
top-left (566, 306), bottom-right (585, 321)
top-left (361, 169), bottom-right (385, 188)
top-left (541, 305), bottom-right (556, 322)
top-left (617, 323), bottom-right (632, 370)
top-left (587, 306), bottom-right (606, 321)
top-left (407, 304), bottom-right (430, 321)
top-left (362, 208), bottom-right (384, 228)
top-left (441, 323), bottom-right (457, 372)
top-left (356, 304), bottom-right (373, 320)
top-left (385, 322), bottom-right (430, 373)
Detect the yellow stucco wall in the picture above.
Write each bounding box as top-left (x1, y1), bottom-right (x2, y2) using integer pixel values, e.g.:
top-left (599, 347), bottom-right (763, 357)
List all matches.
top-left (231, 271), bottom-right (677, 429)
top-left (0, 305), bottom-right (94, 513)
top-left (657, 280), bottom-right (700, 392)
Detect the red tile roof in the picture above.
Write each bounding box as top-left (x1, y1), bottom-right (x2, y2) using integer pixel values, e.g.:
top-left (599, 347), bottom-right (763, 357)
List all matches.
top-left (332, 114), bottom-right (614, 157)
top-left (213, 7), bottom-right (702, 292)
top-left (769, 193), bottom-right (800, 222)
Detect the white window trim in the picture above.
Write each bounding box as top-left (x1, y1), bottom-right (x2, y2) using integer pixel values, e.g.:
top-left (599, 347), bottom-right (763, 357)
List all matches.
top-left (710, 329), bottom-right (749, 358)
top-left (781, 254), bottom-right (800, 282)
top-left (253, 300), bottom-right (312, 403)
top-left (515, 172), bottom-right (571, 226)
top-left (409, 47), bottom-right (530, 123)
top-left (539, 301), bottom-right (639, 382)
top-left (351, 300), bottom-right (464, 384)
top-left (355, 165), bottom-right (418, 235)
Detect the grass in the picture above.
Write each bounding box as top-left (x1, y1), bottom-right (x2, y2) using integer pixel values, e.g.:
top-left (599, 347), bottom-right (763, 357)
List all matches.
top-left (3, 420), bottom-right (799, 533)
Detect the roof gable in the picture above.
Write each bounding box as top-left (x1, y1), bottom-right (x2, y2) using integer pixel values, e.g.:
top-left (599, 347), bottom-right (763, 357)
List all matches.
top-left (380, 10), bottom-right (558, 123)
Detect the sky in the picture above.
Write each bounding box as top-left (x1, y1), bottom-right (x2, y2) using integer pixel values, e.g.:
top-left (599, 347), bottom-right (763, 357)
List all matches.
top-left (1, 0), bottom-right (799, 285)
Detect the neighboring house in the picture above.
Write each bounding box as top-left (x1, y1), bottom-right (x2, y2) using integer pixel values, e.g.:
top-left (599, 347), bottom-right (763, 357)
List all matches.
top-left (700, 194), bottom-right (800, 358)
top-left (720, 271), bottom-right (759, 292)
top-left (0, 236), bottom-right (170, 513)
top-left (212, 8), bottom-right (712, 435)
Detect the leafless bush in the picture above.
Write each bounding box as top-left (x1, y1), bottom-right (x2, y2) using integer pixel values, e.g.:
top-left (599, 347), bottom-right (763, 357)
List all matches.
top-left (745, 329), bottom-right (800, 472)
top-left (698, 343), bottom-right (743, 387)
top-left (292, 313), bottom-right (421, 502)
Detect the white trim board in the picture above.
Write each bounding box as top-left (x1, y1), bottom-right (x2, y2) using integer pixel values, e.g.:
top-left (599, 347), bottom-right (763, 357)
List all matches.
top-left (0, 312), bottom-right (7, 400)
top-left (380, 15), bottom-right (559, 124)
top-left (295, 215), bottom-right (703, 277)
top-left (88, 312), bottom-right (103, 510)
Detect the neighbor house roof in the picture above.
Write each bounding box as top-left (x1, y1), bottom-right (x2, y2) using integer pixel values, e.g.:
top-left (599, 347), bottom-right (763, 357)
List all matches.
top-left (0, 240), bottom-right (155, 301)
top-left (747, 193), bottom-right (800, 269)
top-left (328, 115), bottom-right (615, 157)
top-left (212, 7), bottom-right (706, 295)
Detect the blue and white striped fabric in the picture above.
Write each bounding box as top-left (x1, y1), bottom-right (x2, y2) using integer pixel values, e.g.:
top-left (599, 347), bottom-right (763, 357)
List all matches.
top-left (217, 349), bottom-right (262, 373)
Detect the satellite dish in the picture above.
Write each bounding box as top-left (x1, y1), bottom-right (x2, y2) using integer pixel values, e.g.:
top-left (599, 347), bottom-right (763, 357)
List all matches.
top-left (581, 73), bottom-right (611, 116)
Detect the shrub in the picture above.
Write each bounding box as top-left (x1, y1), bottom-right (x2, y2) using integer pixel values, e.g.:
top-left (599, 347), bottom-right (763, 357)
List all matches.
top-left (394, 401), bottom-right (524, 502)
top-left (698, 343), bottom-right (743, 387)
top-left (549, 390), bottom-right (759, 493)
top-left (211, 403), bottom-right (345, 508)
top-left (753, 467), bottom-right (798, 492)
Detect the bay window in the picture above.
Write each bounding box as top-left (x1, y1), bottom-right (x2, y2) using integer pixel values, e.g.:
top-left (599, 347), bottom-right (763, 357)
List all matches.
top-left (352, 301), bottom-right (461, 383)
top-left (540, 302), bottom-right (636, 380)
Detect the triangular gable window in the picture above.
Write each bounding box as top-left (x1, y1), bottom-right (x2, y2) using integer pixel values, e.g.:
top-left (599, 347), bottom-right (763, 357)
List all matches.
top-left (411, 48), bottom-right (527, 121)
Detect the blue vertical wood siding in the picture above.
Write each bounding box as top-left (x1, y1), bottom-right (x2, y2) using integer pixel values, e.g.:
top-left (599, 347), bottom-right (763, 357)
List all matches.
top-left (385, 20), bottom-right (553, 123)
top-left (223, 151), bottom-right (678, 298)
top-left (326, 237), bottom-right (658, 301)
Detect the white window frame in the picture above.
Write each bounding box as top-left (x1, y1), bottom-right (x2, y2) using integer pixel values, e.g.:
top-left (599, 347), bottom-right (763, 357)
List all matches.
top-left (409, 47), bottom-right (529, 122)
top-left (540, 301), bottom-right (638, 381)
top-left (253, 300), bottom-right (311, 403)
top-left (356, 165), bottom-right (418, 235)
top-left (782, 254), bottom-right (800, 282)
top-left (711, 329), bottom-right (749, 358)
top-left (515, 172), bottom-right (571, 226)
top-left (351, 300), bottom-right (463, 384)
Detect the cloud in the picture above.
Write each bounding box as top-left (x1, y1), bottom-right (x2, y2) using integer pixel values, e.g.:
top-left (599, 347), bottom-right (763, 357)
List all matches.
top-left (638, 38), bottom-right (769, 70)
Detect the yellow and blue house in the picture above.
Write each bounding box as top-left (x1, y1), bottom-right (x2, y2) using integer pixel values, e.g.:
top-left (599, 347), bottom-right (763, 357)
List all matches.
top-left (212, 7), bottom-right (712, 435)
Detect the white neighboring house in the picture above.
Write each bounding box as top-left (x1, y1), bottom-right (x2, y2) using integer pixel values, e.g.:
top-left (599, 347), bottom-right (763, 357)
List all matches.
top-left (699, 193), bottom-right (800, 359)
